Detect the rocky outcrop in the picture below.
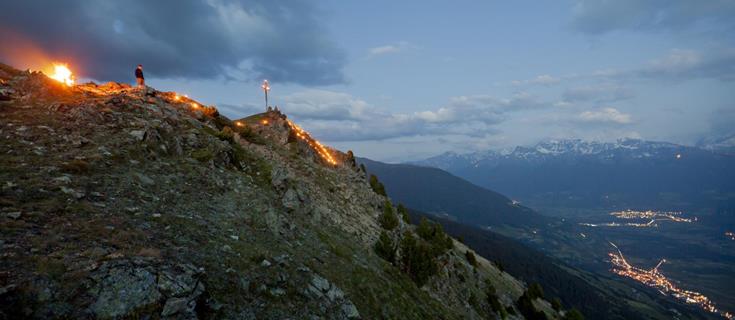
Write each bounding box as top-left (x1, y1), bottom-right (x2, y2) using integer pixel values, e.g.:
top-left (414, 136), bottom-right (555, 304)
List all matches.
top-left (88, 260), bottom-right (205, 319)
top-left (304, 274), bottom-right (360, 319)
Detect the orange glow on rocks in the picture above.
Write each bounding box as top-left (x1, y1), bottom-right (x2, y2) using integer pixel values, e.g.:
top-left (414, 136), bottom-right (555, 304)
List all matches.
top-left (286, 119), bottom-right (338, 165)
top-left (48, 63), bottom-right (75, 86)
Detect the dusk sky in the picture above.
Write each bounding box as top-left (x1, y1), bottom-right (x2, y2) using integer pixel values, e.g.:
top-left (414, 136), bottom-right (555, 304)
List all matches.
top-left (2, 1), bottom-right (734, 162)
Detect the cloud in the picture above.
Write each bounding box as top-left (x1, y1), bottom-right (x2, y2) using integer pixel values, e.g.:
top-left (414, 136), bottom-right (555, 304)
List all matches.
top-left (703, 107), bottom-right (735, 140)
top-left (515, 48), bottom-right (735, 87)
top-left (570, 0), bottom-right (735, 35)
top-left (562, 84), bottom-right (635, 103)
top-left (0, 0), bottom-right (346, 85)
top-left (512, 74), bottom-right (562, 86)
top-left (255, 90), bottom-right (549, 142)
top-left (281, 90), bottom-right (373, 121)
top-left (367, 41), bottom-right (416, 57)
top-left (577, 107), bottom-right (633, 124)
top-left (638, 48), bottom-right (735, 81)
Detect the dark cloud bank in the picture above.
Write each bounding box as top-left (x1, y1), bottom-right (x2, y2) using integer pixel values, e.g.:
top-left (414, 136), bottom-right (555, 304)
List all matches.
top-left (0, 0), bottom-right (346, 85)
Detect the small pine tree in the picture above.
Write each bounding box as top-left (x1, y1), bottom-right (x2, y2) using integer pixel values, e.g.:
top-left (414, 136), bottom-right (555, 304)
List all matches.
top-left (374, 231), bottom-right (396, 263)
top-left (411, 242), bottom-right (437, 286)
top-left (399, 232), bottom-right (417, 273)
top-left (416, 217), bottom-right (454, 256)
top-left (486, 283), bottom-right (508, 319)
top-left (465, 250), bottom-right (478, 267)
top-left (369, 174), bottom-right (387, 196)
top-left (527, 282), bottom-right (545, 300)
top-left (563, 308), bottom-right (584, 320)
top-left (378, 201), bottom-right (399, 230)
top-left (397, 203), bottom-right (410, 223)
top-left (494, 260), bottom-right (505, 272)
top-left (516, 291), bottom-right (547, 320)
top-left (551, 298), bottom-right (562, 311)
top-left (399, 232), bottom-right (437, 286)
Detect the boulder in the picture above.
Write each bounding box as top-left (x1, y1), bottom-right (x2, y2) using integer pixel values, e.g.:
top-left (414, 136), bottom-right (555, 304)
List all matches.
top-left (282, 188), bottom-right (300, 210)
top-left (341, 302), bottom-right (360, 319)
top-left (89, 266), bottom-right (162, 319)
top-left (88, 261), bottom-right (205, 319)
top-left (129, 130), bottom-right (146, 141)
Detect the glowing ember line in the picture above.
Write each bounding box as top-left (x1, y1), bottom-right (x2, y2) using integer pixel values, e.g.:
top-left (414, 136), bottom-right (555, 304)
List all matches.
top-left (608, 243), bottom-right (732, 319)
top-left (285, 120), bottom-right (338, 165)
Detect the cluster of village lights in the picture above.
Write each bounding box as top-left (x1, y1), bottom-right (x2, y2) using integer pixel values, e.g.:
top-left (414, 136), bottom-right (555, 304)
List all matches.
top-left (611, 209), bottom-right (693, 223)
top-left (579, 210), bottom-right (694, 228)
top-left (608, 242), bottom-right (732, 319)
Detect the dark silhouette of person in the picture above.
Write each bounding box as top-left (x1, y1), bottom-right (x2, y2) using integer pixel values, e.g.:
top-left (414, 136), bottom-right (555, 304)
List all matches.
top-left (135, 65), bottom-right (145, 89)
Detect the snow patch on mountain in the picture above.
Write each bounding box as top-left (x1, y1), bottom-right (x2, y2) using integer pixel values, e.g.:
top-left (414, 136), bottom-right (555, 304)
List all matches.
top-left (414, 138), bottom-right (714, 169)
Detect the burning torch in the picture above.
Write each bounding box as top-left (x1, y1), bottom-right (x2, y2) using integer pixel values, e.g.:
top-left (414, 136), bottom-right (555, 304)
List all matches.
top-left (261, 80), bottom-right (270, 110)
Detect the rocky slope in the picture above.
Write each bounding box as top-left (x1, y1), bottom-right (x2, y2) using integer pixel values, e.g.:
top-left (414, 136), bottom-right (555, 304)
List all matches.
top-left (0, 62), bottom-right (565, 319)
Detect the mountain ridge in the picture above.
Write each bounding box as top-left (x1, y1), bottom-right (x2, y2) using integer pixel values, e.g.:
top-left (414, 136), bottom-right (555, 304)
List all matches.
top-left (0, 62), bottom-right (565, 319)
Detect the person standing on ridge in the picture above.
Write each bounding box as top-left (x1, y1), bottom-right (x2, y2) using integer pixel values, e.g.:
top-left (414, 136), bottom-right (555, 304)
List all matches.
top-left (135, 64), bottom-right (145, 89)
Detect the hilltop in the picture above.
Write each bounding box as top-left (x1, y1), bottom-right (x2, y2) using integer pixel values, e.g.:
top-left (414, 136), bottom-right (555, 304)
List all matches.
top-left (0, 62), bottom-right (570, 319)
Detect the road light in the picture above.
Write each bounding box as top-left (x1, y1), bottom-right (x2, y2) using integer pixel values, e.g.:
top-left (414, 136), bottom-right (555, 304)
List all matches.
top-left (261, 80), bottom-right (271, 110)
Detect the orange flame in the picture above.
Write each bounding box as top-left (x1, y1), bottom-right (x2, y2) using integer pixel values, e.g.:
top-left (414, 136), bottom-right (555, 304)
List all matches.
top-left (49, 63), bottom-right (74, 86)
top-left (286, 120), bottom-right (338, 165)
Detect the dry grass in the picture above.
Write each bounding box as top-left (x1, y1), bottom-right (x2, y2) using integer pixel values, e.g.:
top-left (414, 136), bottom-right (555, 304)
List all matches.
top-left (61, 159), bottom-right (90, 174)
top-left (137, 247), bottom-right (162, 258)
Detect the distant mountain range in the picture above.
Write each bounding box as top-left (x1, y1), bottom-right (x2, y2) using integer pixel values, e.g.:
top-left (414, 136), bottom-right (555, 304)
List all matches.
top-left (698, 133), bottom-right (735, 156)
top-left (412, 138), bottom-right (735, 210)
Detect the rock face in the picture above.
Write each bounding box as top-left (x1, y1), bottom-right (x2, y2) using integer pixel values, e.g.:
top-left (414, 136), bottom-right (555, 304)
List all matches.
top-left (0, 62), bottom-right (557, 319)
top-left (89, 260), bottom-right (204, 319)
top-left (305, 274), bottom-right (360, 319)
